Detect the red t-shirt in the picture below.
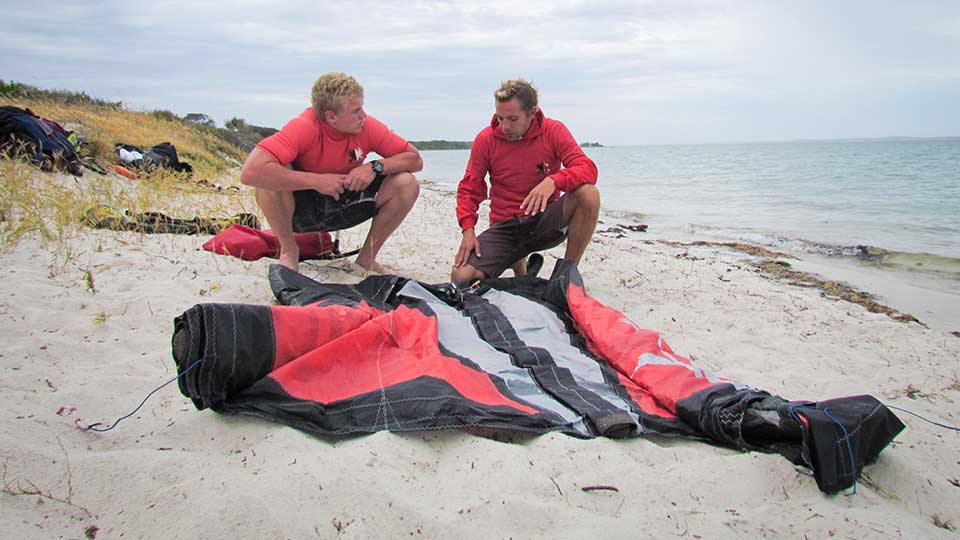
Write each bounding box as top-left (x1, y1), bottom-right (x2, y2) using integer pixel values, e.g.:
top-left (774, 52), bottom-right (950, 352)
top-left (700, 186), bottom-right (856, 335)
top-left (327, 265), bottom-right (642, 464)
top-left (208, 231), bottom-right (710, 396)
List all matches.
top-left (257, 108), bottom-right (409, 174)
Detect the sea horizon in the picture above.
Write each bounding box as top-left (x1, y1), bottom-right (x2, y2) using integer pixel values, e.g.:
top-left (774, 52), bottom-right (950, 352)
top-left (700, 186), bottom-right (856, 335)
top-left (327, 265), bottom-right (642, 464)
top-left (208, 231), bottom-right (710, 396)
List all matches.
top-left (597, 135), bottom-right (960, 147)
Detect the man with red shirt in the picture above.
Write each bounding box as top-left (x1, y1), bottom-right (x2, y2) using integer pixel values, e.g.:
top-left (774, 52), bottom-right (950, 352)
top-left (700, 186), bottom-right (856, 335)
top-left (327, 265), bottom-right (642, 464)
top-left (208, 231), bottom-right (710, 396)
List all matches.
top-left (241, 72), bottom-right (422, 273)
top-left (452, 79), bottom-right (600, 281)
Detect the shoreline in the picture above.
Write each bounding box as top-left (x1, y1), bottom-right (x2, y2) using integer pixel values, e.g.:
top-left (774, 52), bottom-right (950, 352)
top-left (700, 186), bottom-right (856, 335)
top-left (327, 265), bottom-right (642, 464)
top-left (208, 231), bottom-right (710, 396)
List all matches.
top-left (2, 182), bottom-right (958, 539)
top-left (417, 182), bottom-right (958, 331)
top-left (591, 206), bottom-right (960, 334)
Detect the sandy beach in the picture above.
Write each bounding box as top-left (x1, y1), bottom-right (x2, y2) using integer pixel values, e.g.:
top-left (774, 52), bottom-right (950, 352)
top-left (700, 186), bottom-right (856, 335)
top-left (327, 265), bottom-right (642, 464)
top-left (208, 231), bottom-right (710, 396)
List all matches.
top-left (2, 180), bottom-right (958, 539)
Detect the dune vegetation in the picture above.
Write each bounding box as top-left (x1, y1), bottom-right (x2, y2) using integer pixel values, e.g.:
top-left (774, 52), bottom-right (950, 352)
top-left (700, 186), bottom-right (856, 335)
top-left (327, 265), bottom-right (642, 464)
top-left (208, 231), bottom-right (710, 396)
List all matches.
top-left (1, 81), bottom-right (259, 253)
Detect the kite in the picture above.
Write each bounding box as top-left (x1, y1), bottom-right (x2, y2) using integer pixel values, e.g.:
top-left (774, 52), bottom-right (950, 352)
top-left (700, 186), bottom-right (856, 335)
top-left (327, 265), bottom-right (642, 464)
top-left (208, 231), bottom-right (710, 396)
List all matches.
top-left (172, 260), bottom-right (903, 493)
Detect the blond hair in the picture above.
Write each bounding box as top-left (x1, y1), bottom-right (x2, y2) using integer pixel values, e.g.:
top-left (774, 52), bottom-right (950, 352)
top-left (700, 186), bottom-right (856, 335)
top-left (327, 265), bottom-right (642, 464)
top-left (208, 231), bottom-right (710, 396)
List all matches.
top-left (311, 73), bottom-right (364, 116)
top-left (494, 79), bottom-right (538, 112)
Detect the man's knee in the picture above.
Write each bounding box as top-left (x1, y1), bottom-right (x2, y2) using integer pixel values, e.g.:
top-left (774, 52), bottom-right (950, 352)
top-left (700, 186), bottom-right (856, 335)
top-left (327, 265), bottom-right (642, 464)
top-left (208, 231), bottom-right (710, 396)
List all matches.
top-left (383, 172), bottom-right (420, 202)
top-left (451, 264), bottom-right (484, 283)
top-left (254, 187), bottom-right (293, 211)
top-left (570, 183), bottom-right (600, 211)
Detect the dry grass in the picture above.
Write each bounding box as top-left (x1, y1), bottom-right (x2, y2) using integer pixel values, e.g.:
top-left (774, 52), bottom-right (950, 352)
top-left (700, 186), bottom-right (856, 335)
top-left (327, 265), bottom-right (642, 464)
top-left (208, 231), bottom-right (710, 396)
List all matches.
top-left (1, 94), bottom-right (260, 254)
top-left (0, 158), bottom-right (98, 246)
top-left (3, 96), bottom-right (245, 176)
top-left (1, 147), bottom-right (257, 257)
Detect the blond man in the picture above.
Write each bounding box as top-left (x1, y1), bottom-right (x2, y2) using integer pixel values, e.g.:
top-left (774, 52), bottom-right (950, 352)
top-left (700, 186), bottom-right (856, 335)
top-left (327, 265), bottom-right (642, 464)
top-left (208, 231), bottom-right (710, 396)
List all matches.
top-left (241, 72), bottom-right (422, 273)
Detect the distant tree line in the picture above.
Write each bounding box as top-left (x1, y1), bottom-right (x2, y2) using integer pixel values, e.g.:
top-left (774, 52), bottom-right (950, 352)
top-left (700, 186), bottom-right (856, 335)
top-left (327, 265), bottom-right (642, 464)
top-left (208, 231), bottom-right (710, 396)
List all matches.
top-left (1, 80), bottom-right (123, 109)
top-left (407, 139), bottom-right (604, 150)
top-left (409, 140), bottom-right (472, 150)
top-left (218, 118), bottom-right (278, 151)
top-left (144, 111), bottom-right (277, 152)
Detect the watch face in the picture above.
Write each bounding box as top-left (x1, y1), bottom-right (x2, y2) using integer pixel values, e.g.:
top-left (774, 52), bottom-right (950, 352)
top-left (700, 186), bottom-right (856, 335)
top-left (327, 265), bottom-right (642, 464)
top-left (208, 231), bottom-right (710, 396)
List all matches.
top-left (372, 160), bottom-right (384, 174)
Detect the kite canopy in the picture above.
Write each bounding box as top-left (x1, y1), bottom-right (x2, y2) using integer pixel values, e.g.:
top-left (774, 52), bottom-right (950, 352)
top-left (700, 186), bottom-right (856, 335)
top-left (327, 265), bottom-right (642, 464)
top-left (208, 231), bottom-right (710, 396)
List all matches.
top-left (171, 260), bottom-right (903, 493)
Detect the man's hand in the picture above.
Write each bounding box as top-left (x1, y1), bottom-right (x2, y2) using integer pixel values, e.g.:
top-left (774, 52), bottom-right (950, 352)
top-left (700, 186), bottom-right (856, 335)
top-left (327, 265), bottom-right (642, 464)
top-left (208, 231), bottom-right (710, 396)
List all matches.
top-left (313, 173), bottom-right (347, 200)
top-left (455, 228), bottom-right (481, 267)
top-left (520, 177), bottom-right (556, 215)
top-left (343, 162), bottom-right (377, 192)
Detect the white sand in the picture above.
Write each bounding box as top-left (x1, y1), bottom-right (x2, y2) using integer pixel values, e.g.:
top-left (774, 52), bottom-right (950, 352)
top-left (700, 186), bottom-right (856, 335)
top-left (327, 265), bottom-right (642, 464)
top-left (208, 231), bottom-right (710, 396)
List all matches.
top-left (1, 183), bottom-right (958, 539)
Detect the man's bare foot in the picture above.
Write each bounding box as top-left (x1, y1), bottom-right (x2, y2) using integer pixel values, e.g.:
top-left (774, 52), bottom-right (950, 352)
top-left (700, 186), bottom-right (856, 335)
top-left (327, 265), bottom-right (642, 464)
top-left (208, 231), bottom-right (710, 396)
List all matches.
top-left (278, 249), bottom-right (300, 272)
top-left (355, 257), bottom-right (385, 274)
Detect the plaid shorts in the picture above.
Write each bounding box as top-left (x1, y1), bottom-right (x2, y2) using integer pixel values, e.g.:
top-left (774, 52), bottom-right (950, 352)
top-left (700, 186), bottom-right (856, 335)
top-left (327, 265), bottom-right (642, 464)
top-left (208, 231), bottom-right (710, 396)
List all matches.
top-left (291, 175), bottom-right (384, 233)
top-left (467, 195), bottom-right (568, 278)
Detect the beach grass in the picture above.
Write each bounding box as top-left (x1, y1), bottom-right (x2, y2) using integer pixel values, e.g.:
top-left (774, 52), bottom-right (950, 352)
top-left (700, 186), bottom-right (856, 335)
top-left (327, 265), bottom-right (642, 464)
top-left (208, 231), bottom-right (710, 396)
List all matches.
top-left (2, 88), bottom-right (246, 175)
top-left (1, 92), bottom-right (258, 254)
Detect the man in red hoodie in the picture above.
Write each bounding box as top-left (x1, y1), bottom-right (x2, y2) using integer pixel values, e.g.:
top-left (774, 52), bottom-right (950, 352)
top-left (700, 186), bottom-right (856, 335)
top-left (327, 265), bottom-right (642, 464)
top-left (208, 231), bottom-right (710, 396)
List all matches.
top-left (241, 72), bottom-right (422, 273)
top-left (452, 79), bottom-right (600, 281)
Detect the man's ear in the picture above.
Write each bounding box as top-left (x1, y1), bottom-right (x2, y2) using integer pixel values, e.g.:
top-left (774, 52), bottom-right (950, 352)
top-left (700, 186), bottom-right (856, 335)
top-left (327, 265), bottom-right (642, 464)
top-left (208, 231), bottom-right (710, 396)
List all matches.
top-left (323, 109), bottom-right (337, 123)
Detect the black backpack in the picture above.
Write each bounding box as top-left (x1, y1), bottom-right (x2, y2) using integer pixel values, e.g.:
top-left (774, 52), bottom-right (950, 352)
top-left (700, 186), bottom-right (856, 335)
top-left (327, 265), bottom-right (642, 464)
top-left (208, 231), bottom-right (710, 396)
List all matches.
top-left (0, 105), bottom-right (83, 175)
top-left (144, 142), bottom-right (193, 174)
top-left (116, 141), bottom-right (193, 175)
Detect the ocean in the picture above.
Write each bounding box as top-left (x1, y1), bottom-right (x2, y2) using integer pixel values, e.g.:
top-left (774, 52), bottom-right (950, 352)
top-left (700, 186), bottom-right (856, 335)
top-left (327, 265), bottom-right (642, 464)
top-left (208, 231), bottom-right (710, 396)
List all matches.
top-left (418, 138), bottom-right (960, 331)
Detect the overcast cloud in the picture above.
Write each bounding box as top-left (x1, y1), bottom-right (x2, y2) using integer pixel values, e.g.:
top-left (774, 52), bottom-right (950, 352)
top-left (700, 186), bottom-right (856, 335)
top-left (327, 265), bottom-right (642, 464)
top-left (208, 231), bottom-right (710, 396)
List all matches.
top-left (2, 0), bottom-right (958, 144)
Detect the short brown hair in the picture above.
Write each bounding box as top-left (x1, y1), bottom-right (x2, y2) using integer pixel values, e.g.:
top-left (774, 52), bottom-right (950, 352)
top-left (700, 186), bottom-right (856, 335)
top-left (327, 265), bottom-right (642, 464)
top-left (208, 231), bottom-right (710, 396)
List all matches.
top-left (311, 73), bottom-right (364, 116)
top-left (494, 79), bottom-right (538, 112)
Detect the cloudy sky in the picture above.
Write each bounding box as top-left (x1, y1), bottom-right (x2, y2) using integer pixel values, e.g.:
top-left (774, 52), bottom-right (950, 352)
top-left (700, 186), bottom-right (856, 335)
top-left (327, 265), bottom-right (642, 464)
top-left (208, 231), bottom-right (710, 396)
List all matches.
top-left (2, 0), bottom-right (958, 145)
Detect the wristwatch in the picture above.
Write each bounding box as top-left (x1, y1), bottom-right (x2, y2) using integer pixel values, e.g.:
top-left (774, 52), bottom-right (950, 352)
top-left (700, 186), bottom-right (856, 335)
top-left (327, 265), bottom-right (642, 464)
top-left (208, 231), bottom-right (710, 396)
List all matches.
top-left (370, 160), bottom-right (384, 175)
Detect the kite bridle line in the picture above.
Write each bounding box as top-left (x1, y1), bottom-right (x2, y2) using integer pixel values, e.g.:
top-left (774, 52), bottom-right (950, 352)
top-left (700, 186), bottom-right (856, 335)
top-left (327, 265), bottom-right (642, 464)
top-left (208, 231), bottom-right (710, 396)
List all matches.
top-left (57, 358), bottom-right (203, 432)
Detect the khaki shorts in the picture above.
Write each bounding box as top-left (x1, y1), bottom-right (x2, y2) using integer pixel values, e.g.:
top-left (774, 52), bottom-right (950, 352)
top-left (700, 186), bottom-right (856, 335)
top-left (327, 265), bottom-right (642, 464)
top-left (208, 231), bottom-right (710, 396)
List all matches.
top-left (467, 196), bottom-right (568, 278)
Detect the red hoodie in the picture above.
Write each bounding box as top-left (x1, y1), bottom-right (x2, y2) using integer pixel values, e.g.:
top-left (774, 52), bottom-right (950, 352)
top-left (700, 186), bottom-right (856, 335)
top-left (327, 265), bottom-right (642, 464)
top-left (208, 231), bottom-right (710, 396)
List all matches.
top-left (456, 109), bottom-right (598, 231)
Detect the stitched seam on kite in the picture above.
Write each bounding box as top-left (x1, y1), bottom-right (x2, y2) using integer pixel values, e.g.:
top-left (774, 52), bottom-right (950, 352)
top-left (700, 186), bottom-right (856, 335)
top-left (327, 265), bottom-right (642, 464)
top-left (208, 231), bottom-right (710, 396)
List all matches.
top-left (550, 366), bottom-right (601, 412)
top-left (371, 390), bottom-right (384, 432)
top-left (187, 308), bottom-right (199, 394)
top-left (334, 394), bottom-right (482, 412)
top-left (227, 304), bottom-right (238, 389)
top-left (372, 313), bottom-right (401, 431)
top-left (206, 307), bottom-right (218, 403)
top-left (233, 409), bottom-right (569, 435)
top-left (831, 402), bottom-right (885, 467)
top-left (384, 315), bottom-right (403, 429)
top-left (325, 395), bottom-right (562, 427)
top-left (838, 402), bottom-right (883, 441)
top-left (484, 304), bottom-right (541, 367)
top-left (369, 279), bottom-right (392, 306)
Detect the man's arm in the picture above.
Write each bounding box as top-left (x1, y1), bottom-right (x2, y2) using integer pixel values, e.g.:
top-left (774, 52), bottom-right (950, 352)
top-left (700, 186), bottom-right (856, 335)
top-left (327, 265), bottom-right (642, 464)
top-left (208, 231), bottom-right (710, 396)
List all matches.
top-left (343, 143), bottom-right (423, 191)
top-left (240, 147), bottom-right (347, 199)
top-left (455, 136), bottom-right (490, 232)
top-left (380, 143), bottom-right (423, 174)
top-left (454, 136), bottom-right (490, 267)
top-left (521, 121), bottom-right (598, 214)
top-left (520, 177), bottom-right (556, 216)
top-left (545, 121), bottom-right (598, 192)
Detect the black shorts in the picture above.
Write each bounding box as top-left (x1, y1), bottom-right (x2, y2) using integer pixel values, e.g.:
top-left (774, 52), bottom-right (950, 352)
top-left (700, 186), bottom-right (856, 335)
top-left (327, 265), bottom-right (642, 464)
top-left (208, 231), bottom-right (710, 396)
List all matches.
top-left (467, 196), bottom-right (568, 278)
top-left (291, 175), bottom-right (384, 233)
